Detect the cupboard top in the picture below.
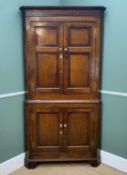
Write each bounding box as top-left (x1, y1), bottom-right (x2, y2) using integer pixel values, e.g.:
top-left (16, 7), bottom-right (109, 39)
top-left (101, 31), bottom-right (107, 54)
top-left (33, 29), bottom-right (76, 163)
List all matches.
top-left (19, 6), bottom-right (106, 17)
top-left (20, 6), bottom-right (106, 11)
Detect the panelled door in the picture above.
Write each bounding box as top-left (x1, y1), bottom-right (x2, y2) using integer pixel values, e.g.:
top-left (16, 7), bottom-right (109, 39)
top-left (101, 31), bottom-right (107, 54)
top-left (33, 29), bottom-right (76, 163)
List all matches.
top-left (27, 20), bottom-right (98, 96)
top-left (63, 107), bottom-right (95, 152)
top-left (63, 22), bottom-right (97, 94)
top-left (27, 105), bottom-right (96, 154)
top-left (28, 22), bottom-right (63, 94)
top-left (28, 107), bottom-right (63, 153)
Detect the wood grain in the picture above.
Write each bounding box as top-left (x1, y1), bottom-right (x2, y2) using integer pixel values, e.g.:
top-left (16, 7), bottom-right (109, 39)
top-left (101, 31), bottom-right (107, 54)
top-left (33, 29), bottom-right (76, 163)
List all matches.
top-left (20, 6), bottom-right (106, 168)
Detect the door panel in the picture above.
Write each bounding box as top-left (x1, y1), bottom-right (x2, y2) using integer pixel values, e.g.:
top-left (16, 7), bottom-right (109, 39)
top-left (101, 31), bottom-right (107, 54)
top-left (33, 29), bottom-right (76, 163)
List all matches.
top-left (37, 113), bottom-right (59, 146)
top-left (69, 26), bottom-right (92, 47)
top-left (66, 53), bottom-right (90, 89)
top-left (35, 26), bottom-right (58, 46)
top-left (63, 107), bottom-right (95, 152)
top-left (67, 112), bottom-right (89, 146)
top-left (64, 22), bottom-right (97, 94)
top-left (28, 107), bottom-right (63, 153)
top-left (28, 22), bottom-right (63, 94)
top-left (37, 53), bottom-right (59, 88)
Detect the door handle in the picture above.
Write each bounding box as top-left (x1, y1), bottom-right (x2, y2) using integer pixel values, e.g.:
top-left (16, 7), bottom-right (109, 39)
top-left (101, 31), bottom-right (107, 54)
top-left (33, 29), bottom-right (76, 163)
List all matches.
top-left (59, 123), bottom-right (63, 128)
top-left (64, 48), bottom-right (68, 51)
top-left (59, 54), bottom-right (63, 60)
top-left (59, 47), bottom-right (63, 52)
top-left (64, 123), bottom-right (67, 128)
top-left (59, 130), bottom-right (63, 135)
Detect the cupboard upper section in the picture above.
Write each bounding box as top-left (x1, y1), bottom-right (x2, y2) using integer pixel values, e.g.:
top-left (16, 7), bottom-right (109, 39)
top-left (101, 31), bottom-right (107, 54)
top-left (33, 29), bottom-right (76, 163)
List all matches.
top-left (20, 7), bottom-right (106, 100)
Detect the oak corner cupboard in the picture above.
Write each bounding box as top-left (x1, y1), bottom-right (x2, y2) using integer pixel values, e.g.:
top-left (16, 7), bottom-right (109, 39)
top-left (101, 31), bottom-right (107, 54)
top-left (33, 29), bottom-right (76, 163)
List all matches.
top-left (20, 6), bottom-right (106, 169)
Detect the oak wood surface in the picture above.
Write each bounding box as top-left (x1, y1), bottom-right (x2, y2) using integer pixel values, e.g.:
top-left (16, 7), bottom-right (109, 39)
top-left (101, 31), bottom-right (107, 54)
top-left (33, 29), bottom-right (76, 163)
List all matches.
top-left (20, 6), bottom-right (105, 168)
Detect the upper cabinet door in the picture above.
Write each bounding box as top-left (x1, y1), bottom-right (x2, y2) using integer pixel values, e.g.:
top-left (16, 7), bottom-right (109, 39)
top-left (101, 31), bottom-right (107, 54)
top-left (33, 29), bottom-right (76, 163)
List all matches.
top-left (26, 21), bottom-right (63, 96)
top-left (64, 22), bottom-right (99, 94)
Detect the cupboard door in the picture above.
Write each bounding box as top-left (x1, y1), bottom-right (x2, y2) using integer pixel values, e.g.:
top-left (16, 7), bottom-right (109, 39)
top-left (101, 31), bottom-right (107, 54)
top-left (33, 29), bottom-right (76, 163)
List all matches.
top-left (63, 107), bottom-right (96, 152)
top-left (27, 21), bottom-right (63, 95)
top-left (27, 106), bottom-right (63, 153)
top-left (64, 22), bottom-right (98, 94)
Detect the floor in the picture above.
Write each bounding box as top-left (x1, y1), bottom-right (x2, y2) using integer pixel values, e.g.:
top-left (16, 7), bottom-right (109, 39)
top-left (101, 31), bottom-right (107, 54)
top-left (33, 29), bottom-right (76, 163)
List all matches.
top-left (9, 163), bottom-right (127, 175)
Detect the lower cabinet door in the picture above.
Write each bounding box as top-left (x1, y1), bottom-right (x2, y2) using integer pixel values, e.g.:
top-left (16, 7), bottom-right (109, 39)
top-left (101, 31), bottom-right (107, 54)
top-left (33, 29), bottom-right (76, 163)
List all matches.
top-left (26, 103), bottom-right (99, 160)
top-left (27, 106), bottom-right (63, 154)
top-left (63, 106), bottom-right (97, 153)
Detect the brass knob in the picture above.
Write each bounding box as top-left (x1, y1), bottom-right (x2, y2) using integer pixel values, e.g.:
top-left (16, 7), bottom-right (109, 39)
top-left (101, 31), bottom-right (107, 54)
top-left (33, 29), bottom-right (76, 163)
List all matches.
top-left (59, 47), bottom-right (62, 51)
top-left (59, 55), bottom-right (63, 59)
top-left (64, 124), bottom-right (67, 128)
top-left (59, 130), bottom-right (63, 135)
top-left (59, 123), bottom-right (63, 128)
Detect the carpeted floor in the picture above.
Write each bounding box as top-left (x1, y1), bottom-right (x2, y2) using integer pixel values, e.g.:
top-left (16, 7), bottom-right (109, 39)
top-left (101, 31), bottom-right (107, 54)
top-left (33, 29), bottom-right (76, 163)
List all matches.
top-left (9, 163), bottom-right (127, 175)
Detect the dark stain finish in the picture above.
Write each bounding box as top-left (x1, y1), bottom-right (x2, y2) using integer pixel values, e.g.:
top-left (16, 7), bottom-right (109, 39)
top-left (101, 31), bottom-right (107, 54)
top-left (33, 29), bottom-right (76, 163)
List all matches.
top-left (20, 6), bottom-right (106, 168)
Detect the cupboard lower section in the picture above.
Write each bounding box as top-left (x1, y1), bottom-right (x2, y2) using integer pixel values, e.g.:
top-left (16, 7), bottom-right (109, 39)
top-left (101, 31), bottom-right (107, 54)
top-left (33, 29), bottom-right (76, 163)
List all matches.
top-left (25, 151), bottom-right (100, 168)
top-left (25, 102), bottom-right (100, 168)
